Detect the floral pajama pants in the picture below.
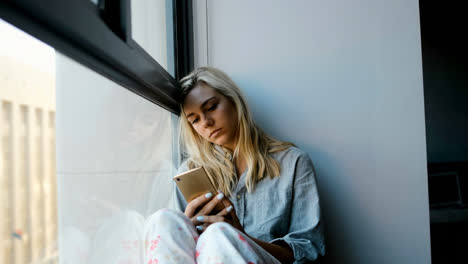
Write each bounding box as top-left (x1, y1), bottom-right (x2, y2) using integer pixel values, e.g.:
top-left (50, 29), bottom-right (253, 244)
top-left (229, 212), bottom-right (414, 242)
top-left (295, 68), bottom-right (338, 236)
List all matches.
top-left (63, 208), bottom-right (281, 264)
top-left (144, 208), bottom-right (281, 264)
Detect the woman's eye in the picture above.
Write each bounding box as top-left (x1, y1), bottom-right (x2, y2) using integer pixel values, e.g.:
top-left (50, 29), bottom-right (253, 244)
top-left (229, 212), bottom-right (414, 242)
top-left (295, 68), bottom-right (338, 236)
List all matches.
top-left (208, 104), bottom-right (217, 111)
top-left (191, 118), bottom-right (199, 124)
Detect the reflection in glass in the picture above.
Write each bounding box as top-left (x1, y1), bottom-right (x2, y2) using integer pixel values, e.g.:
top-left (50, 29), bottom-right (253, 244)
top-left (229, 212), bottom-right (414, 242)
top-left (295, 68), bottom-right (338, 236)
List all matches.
top-left (56, 52), bottom-right (177, 263)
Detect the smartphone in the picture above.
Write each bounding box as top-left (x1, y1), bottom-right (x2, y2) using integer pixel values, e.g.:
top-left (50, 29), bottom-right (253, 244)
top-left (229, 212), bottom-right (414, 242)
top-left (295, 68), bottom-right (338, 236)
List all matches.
top-left (174, 167), bottom-right (226, 213)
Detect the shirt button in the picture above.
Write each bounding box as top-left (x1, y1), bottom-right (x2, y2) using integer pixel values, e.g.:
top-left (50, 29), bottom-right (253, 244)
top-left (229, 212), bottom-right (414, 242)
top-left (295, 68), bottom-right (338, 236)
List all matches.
top-left (237, 194), bottom-right (241, 200)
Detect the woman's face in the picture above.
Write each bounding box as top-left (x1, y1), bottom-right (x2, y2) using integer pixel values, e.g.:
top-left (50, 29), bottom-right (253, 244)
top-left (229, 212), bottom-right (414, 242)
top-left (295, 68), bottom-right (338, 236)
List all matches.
top-left (183, 84), bottom-right (238, 151)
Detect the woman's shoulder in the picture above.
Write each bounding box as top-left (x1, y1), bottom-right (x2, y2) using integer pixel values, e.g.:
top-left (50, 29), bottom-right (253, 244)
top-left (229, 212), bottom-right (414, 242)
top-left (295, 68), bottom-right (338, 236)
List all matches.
top-left (271, 145), bottom-right (311, 162)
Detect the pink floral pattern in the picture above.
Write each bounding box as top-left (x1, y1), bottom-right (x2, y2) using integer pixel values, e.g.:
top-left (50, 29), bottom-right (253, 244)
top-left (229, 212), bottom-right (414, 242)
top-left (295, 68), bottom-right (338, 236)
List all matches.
top-left (143, 209), bottom-right (280, 264)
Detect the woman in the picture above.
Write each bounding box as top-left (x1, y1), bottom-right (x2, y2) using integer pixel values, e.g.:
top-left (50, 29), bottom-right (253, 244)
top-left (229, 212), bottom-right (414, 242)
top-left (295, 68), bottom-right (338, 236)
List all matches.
top-left (146, 67), bottom-right (325, 264)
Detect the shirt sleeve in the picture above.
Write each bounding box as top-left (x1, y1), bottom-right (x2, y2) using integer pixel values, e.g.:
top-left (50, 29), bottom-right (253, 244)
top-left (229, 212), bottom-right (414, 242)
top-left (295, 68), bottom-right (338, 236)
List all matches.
top-left (269, 151), bottom-right (326, 263)
top-left (171, 161), bottom-right (189, 212)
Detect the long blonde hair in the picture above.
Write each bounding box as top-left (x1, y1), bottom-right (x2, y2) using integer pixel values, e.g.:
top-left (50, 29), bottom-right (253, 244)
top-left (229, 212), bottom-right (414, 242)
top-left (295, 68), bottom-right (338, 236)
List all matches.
top-left (179, 67), bottom-right (294, 195)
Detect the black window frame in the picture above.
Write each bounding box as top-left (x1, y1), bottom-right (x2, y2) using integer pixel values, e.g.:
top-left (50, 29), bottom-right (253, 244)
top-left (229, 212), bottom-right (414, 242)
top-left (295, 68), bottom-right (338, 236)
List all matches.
top-left (0, 0), bottom-right (194, 115)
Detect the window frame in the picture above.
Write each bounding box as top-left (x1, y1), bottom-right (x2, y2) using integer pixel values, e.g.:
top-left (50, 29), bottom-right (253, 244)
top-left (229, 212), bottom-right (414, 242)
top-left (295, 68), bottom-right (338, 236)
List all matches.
top-left (0, 0), bottom-right (194, 115)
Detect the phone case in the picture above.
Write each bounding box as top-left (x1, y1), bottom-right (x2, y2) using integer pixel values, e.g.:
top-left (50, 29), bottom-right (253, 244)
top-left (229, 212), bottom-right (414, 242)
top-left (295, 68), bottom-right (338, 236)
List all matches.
top-left (174, 167), bottom-right (225, 213)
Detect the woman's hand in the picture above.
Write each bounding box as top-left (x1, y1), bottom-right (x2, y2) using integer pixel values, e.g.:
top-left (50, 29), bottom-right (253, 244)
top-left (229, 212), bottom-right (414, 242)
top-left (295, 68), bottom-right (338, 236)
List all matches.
top-left (184, 192), bottom-right (243, 233)
top-left (185, 192), bottom-right (293, 262)
top-left (196, 197), bottom-right (244, 233)
top-left (184, 192), bottom-right (226, 228)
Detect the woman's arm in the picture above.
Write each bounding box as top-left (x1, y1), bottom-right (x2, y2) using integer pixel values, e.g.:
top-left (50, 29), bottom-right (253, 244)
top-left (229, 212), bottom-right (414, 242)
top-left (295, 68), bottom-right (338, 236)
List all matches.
top-left (267, 150), bottom-right (325, 262)
top-left (246, 235), bottom-right (295, 263)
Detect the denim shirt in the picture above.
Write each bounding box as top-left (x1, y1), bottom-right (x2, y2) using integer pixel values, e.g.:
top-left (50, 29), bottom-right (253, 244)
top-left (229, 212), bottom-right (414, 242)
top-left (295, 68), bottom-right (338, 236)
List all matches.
top-left (173, 147), bottom-right (325, 263)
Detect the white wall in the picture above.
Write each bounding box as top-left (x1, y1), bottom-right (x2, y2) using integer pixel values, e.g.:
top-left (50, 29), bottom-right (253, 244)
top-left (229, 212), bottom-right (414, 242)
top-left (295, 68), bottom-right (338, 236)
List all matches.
top-left (193, 0), bottom-right (431, 263)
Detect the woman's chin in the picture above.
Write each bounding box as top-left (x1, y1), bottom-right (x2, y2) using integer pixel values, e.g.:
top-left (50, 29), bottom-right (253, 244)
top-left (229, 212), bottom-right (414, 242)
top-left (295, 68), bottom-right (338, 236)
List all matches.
top-left (209, 135), bottom-right (234, 150)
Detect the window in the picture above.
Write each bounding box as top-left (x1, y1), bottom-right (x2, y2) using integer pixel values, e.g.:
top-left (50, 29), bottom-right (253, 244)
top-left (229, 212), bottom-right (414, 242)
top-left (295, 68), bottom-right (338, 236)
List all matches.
top-left (1, 0), bottom-right (192, 262)
top-left (0, 19), bottom-right (57, 263)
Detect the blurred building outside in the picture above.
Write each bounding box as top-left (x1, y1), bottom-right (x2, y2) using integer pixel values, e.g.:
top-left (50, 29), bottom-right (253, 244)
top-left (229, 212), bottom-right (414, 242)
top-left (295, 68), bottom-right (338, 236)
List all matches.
top-left (0, 19), bottom-right (58, 264)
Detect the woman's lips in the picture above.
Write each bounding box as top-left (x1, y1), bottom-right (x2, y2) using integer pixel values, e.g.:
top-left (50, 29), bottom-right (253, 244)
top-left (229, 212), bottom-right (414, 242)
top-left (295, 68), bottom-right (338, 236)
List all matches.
top-left (210, 128), bottom-right (222, 138)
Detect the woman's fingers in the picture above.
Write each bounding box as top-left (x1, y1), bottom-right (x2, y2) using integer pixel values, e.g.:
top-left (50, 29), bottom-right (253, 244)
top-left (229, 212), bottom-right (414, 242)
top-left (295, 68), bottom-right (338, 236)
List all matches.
top-left (194, 215), bottom-right (227, 225)
top-left (220, 196), bottom-right (233, 209)
top-left (196, 192), bottom-right (225, 216)
top-left (195, 223), bottom-right (210, 234)
top-left (188, 194), bottom-right (239, 233)
top-left (194, 204), bottom-right (243, 233)
top-left (184, 192), bottom-right (214, 218)
top-left (217, 197), bottom-right (237, 219)
top-left (216, 205), bottom-right (234, 216)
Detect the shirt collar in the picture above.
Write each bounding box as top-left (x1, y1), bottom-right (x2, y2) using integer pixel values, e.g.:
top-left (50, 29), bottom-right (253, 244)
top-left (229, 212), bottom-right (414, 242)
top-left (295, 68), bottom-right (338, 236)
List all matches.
top-left (214, 144), bottom-right (233, 161)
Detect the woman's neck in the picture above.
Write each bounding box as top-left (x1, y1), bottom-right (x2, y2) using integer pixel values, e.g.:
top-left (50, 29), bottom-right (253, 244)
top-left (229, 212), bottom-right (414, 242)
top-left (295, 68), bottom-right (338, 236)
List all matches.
top-left (234, 154), bottom-right (247, 179)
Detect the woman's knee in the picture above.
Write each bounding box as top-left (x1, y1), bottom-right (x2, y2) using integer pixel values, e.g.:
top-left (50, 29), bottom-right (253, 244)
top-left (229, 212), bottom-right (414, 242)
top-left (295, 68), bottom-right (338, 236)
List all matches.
top-left (196, 222), bottom-right (253, 258)
top-left (146, 208), bottom-right (188, 228)
top-left (205, 222), bottom-right (233, 231)
top-left (200, 222), bottom-right (239, 241)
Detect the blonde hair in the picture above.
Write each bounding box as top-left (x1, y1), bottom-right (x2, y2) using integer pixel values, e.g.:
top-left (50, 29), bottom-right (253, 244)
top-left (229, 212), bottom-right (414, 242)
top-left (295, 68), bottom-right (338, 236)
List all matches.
top-left (179, 67), bottom-right (294, 195)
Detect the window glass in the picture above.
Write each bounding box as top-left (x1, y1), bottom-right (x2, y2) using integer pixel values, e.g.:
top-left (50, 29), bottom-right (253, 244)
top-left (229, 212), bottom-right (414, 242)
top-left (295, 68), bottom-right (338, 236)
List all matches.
top-left (56, 52), bottom-right (178, 262)
top-left (131, 0), bottom-right (175, 76)
top-left (0, 19), bottom-right (57, 263)
top-left (1, 16), bottom-right (179, 263)
top-left (88, 0), bottom-right (176, 77)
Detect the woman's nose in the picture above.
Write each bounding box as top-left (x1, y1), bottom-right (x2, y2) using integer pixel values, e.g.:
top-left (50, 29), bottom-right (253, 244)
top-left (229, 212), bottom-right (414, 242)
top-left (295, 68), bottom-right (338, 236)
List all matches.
top-left (203, 115), bottom-right (214, 127)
